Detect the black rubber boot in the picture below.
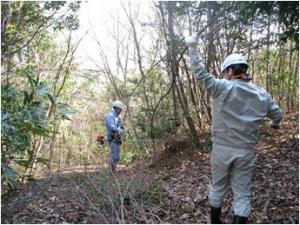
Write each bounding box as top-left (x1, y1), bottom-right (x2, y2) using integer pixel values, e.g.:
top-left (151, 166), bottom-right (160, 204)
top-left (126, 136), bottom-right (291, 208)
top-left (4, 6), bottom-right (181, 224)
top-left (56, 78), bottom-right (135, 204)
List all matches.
top-left (211, 206), bottom-right (222, 224)
top-left (233, 215), bottom-right (248, 224)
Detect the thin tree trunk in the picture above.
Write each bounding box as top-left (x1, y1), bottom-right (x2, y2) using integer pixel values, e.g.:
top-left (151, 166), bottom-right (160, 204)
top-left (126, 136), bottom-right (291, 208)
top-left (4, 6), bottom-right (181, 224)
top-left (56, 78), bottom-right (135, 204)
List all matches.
top-left (176, 74), bottom-right (199, 144)
top-left (124, 3), bottom-right (151, 112)
top-left (25, 136), bottom-right (44, 178)
top-left (162, 2), bottom-right (180, 128)
top-left (24, 34), bottom-right (82, 179)
top-left (183, 58), bottom-right (204, 132)
top-left (166, 1), bottom-right (199, 144)
top-left (48, 120), bottom-right (60, 174)
top-left (265, 14), bottom-right (271, 93)
top-left (287, 41), bottom-right (293, 111)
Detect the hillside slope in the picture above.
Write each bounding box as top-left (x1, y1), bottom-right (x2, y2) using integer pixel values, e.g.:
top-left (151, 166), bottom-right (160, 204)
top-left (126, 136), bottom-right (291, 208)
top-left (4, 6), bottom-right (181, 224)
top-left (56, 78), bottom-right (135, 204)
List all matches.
top-left (2, 113), bottom-right (298, 224)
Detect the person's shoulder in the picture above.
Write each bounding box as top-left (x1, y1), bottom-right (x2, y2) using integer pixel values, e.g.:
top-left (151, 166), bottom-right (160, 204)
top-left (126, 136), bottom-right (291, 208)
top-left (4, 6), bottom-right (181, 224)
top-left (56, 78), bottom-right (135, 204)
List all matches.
top-left (217, 78), bottom-right (235, 90)
top-left (106, 111), bottom-right (115, 118)
top-left (248, 82), bottom-right (271, 96)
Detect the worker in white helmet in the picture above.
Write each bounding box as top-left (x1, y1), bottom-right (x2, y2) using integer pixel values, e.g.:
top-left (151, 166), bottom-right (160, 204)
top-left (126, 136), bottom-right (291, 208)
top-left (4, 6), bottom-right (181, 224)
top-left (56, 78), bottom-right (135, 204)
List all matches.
top-left (185, 35), bottom-right (282, 223)
top-left (105, 100), bottom-right (126, 175)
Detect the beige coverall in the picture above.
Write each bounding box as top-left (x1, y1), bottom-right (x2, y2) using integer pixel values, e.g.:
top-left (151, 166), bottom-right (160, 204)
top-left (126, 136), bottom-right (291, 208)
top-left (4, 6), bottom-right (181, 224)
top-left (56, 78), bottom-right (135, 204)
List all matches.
top-left (188, 48), bottom-right (283, 217)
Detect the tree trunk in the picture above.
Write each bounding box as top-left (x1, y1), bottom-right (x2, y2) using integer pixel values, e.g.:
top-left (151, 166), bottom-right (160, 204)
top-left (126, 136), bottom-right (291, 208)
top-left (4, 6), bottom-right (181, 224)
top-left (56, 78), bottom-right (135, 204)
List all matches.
top-left (166, 2), bottom-right (199, 145)
top-left (175, 74), bottom-right (199, 144)
top-left (164, 2), bottom-right (180, 129)
top-left (48, 120), bottom-right (60, 174)
top-left (24, 136), bottom-right (44, 179)
top-left (265, 14), bottom-right (271, 93)
top-left (183, 58), bottom-right (204, 133)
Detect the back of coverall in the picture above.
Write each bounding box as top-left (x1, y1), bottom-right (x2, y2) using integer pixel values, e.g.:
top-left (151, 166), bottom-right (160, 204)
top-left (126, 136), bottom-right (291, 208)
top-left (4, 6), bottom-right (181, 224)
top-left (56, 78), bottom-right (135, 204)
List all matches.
top-left (188, 48), bottom-right (283, 217)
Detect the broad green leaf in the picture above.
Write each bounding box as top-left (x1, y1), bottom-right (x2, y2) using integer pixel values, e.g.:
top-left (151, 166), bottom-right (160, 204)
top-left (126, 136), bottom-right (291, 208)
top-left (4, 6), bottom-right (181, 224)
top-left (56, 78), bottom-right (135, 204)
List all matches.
top-left (14, 159), bottom-right (30, 167)
top-left (36, 157), bottom-right (49, 165)
top-left (38, 82), bottom-right (49, 97)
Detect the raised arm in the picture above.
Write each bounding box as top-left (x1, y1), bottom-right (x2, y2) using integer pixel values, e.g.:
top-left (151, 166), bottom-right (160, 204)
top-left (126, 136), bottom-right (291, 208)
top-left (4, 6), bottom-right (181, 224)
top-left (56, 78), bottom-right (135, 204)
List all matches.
top-left (185, 35), bottom-right (226, 98)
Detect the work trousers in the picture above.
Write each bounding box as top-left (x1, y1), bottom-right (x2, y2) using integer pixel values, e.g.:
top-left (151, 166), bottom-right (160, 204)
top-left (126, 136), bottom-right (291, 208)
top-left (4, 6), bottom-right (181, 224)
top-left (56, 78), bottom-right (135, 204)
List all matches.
top-left (108, 141), bottom-right (120, 164)
top-left (208, 143), bottom-right (256, 217)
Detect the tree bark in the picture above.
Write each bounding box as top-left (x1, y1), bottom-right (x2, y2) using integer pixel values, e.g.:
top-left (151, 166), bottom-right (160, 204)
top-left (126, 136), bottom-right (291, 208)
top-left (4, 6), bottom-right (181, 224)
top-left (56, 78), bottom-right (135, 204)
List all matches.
top-left (166, 2), bottom-right (199, 145)
top-left (48, 120), bottom-right (60, 174)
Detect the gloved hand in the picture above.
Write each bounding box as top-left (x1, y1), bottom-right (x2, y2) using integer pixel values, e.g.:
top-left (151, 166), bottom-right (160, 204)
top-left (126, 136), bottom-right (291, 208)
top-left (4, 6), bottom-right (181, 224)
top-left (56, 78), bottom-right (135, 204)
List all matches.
top-left (117, 128), bottom-right (125, 134)
top-left (185, 34), bottom-right (198, 49)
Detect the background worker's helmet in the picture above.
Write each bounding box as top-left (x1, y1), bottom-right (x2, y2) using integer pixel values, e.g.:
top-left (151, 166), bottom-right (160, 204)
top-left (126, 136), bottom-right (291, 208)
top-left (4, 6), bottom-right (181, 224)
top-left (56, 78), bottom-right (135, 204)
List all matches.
top-left (112, 100), bottom-right (125, 110)
top-left (221, 53), bottom-right (248, 74)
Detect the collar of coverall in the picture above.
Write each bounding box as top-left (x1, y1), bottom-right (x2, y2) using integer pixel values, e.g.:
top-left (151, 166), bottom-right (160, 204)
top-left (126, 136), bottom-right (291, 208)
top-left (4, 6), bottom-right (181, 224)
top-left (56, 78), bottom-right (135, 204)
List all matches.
top-left (230, 73), bottom-right (252, 81)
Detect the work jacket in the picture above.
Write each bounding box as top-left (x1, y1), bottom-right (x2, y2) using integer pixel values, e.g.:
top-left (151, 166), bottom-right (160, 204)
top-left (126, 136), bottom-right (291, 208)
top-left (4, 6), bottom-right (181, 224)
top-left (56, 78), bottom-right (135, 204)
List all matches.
top-left (189, 49), bottom-right (283, 150)
top-left (105, 109), bottom-right (123, 142)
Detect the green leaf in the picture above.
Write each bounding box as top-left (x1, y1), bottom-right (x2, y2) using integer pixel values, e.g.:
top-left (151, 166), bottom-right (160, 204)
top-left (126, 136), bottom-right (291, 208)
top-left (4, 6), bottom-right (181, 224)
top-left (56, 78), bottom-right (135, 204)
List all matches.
top-left (25, 71), bottom-right (37, 88)
top-left (38, 82), bottom-right (49, 97)
top-left (7, 23), bottom-right (17, 33)
top-left (1, 164), bottom-right (19, 190)
top-left (1, 164), bottom-right (18, 176)
top-left (27, 150), bottom-right (33, 157)
top-left (30, 101), bottom-right (42, 107)
top-left (57, 102), bottom-right (76, 119)
top-left (14, 159), bottom-right (30, 167)
top-left (36, 157), bottom-right (49, 165)
top-left (47, 93), bottom-right (56, 103)
top-left (16, 121), bottom-right (50, 137)
top-left (1, 112), bottom-right (9, 121)
top-left (23, 90), bottom-right (33, 105)
top-left (30, 126), bottom-right (50, 136)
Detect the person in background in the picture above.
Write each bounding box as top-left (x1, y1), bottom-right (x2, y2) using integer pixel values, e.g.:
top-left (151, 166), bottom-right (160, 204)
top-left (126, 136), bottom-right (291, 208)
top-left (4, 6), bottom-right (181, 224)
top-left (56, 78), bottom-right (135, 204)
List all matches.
top-left (105, 100), bottom-right (126, 175)
top-left (185, 35), bottom-right (283, 224)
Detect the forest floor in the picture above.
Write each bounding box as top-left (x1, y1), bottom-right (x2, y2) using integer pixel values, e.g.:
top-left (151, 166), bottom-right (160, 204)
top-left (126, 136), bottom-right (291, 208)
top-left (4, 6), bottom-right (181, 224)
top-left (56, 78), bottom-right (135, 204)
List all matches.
top-left (2, 113), bottom-right (299, 224)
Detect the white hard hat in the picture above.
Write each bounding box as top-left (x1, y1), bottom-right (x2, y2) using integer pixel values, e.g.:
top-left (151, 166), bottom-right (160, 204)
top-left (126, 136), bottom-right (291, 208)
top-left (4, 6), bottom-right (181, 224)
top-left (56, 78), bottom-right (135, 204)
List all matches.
top-left (112, 100), bottom-right (125, 110)
top-left (221, 53), bottom-right (248, 73)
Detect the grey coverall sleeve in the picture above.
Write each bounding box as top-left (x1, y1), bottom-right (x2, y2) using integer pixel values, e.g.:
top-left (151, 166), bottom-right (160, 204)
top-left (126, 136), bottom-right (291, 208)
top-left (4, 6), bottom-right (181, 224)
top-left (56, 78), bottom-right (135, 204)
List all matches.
top-left (267, 95), bottom-right (283, 126)
top-left (188, 48), bottom-right (226, 98)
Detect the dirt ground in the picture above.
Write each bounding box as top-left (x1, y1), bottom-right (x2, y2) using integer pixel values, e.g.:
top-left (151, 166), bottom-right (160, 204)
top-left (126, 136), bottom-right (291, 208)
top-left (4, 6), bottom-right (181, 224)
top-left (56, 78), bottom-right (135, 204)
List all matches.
top-left (1, 113), bottom-right (299, 224)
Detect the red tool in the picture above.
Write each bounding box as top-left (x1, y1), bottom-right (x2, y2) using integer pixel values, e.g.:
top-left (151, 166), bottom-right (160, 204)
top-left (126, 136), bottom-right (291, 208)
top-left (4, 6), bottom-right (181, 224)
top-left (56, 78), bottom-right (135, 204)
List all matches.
top-left (96, 135), bottom-right (105, 145)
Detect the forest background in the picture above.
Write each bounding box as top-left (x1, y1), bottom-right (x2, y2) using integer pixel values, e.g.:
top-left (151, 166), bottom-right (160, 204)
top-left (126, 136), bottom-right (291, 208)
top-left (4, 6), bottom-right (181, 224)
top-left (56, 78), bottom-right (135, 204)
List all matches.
top-left (1, 1), bottom-right (298, 192)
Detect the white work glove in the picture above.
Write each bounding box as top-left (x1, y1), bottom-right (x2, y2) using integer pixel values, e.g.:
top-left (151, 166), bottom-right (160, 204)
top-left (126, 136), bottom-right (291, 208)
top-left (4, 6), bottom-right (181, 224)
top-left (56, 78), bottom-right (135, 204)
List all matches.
top-left (117, 128), bottom-right (125, 134)
top-left (185, 34), bottom-right (198, 49)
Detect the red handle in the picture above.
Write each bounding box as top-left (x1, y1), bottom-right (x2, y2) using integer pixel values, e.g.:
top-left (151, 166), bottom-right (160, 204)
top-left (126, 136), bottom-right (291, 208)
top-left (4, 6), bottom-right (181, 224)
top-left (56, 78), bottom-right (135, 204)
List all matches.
top-left (96, 135), bottom-right (105, 141)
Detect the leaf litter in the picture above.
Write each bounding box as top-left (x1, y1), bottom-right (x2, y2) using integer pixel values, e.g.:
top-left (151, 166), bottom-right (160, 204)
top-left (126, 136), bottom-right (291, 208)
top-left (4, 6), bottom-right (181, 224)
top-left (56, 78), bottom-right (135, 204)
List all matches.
top-left (1, 113), bottom-right (298, 223)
